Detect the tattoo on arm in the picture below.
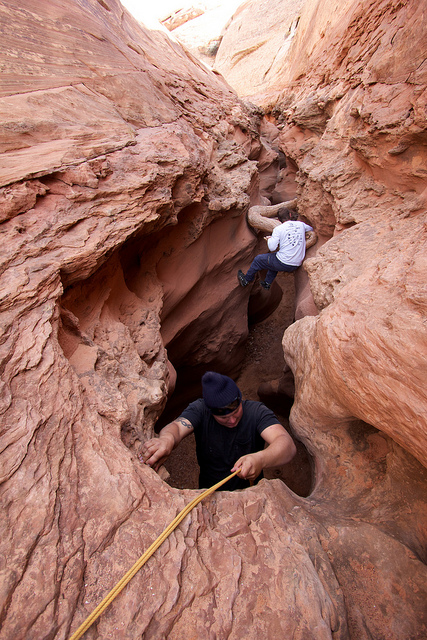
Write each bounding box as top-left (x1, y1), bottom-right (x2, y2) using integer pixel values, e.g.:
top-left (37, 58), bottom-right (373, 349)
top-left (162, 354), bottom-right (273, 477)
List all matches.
top-left (176, 417), bottom-right (193, 430)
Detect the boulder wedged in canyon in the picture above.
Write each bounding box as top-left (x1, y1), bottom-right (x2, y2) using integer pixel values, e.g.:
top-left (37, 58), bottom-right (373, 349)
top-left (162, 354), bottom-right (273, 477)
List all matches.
top-left (1, 1), bottom-right (427, 640)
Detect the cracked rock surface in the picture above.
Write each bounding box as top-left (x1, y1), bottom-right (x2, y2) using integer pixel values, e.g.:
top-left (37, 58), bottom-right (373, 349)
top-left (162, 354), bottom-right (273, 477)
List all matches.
top-left (0, 1), bottom-right (426, 639)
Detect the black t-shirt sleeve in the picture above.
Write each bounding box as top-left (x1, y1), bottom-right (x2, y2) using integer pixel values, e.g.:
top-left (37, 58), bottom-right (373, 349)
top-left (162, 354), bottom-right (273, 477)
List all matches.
top-left (247, 401), bottom-right (280, 435)
top-left (179, 398), bottom-right (206, 429)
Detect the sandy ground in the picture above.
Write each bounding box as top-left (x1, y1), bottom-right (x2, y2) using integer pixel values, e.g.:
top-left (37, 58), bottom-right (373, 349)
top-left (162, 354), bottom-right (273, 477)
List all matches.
top-left (163, 271), bottom-right (313, 496)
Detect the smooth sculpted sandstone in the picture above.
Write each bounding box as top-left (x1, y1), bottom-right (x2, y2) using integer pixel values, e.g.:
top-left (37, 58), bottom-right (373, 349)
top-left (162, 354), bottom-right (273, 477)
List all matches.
top-left (225, 0), bottom-right (427, 636)
top-left (161, 0), bottom-right (244, 68)
top-left (214, 0), bottom-right (307, 98)
top-left (276, 1), bottom-right (427, 634)
top-left (266, 0), bottom-right (427, 466)
top-left (1, 2), bottom-right (427, 640)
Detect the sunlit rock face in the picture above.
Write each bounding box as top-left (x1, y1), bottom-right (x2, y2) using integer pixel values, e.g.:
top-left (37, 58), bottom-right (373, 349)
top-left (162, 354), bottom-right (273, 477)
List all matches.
top-left (0, 2), bottom-right (426, 640)
top-left (158, 0), bottom-right (244, 69)
top-left (214, 0), bottom-right (307, 98)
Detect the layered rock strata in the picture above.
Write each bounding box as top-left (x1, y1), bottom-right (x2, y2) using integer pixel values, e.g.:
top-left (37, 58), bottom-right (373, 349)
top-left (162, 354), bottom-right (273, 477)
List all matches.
top-left (0, 1), bottom-right (269, 638)
top-left (0, 1), bottom-right (426, 640)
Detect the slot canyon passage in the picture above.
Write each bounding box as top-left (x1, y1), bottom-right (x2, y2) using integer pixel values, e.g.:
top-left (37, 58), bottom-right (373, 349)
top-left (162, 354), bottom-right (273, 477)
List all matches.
top-left (0, 0), bottom-right (426, 638)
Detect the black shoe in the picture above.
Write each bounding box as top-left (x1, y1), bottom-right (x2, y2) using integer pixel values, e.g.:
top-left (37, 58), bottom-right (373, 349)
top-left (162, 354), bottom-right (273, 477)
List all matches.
top-left (260, 280), bottom-right (271, 290)
top-left (238, 270), bottom-right (249, 287)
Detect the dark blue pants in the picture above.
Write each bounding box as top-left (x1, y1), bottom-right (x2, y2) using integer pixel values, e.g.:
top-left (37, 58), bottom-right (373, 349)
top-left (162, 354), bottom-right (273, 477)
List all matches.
top-left (245, 253), bottom-right (298, 285)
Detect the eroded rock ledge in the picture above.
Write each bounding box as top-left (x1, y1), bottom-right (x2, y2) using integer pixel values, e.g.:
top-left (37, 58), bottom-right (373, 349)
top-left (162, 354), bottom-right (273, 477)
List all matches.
top-left (0, 1), bottom-right (426, 639)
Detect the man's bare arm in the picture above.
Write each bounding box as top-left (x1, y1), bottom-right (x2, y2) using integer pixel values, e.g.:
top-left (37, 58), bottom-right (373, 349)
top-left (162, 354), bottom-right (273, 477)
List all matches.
top-left (231, 424), bottom-right (296, 481)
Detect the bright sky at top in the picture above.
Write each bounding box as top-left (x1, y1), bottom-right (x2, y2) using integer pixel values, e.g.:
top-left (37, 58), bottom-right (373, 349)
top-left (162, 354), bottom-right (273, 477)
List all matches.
top-left (120, 0), bottom-right (240, 30)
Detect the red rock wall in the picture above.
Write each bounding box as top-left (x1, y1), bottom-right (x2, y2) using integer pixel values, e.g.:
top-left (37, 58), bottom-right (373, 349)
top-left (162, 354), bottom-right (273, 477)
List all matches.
top-left (270, 2), bottom-right (427, 634)
top-left (267, 0), bottom-right (427, 469)
top-left (0, 1), bottom-right (269, 638)
top-left (217, 0), bottom-right (427, 462)
top-left (214, 0), bottom-right (307, 97)
top-left (0, 1), bottom-right (426, 639)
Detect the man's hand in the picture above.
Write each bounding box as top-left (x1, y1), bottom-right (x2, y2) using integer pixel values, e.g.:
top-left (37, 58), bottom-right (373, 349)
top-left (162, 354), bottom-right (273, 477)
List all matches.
top-left (231, 452), bottom-right (263, 481)
top-left (231, 424), bottom-right (296, 482)
top-left (139, 433), bottom-right (174, 471)
top-left (264, 235), bottom-right (272, 241)
top-left (138, 418), bottom-right (194, 472)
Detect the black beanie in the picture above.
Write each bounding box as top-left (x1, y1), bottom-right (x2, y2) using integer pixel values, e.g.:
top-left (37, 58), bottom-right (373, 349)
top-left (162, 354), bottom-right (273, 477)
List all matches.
top-left (201, 371), bottom-right (241, 409)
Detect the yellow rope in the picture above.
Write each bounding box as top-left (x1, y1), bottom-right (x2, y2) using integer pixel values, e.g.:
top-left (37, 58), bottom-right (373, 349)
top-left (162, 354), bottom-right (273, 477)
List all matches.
top-left (68, 470), bottom-right (239, 640)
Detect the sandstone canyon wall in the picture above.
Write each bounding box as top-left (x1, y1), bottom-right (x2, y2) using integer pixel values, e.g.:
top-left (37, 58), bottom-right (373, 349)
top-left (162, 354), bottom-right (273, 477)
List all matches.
top-left (0, 1), bottom-right (426, 640)
top-left (216, 0), bottom-right (427, 465)
top-left (214, 0), bottom-right (307, 97)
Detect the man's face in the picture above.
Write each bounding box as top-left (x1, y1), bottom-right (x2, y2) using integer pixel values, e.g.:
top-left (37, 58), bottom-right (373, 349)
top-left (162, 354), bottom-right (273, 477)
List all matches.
top-left (212, 402), bottom-right (243, 428)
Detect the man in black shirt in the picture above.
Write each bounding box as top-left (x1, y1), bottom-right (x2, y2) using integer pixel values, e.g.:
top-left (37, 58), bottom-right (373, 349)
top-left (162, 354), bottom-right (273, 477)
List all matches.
top-left (140, 371), bottom-right (296, 490)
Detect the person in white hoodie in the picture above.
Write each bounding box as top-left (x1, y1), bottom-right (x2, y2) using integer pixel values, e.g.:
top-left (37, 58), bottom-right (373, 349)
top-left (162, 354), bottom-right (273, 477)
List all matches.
top-left (238, 207), bottom-right (313, 290)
